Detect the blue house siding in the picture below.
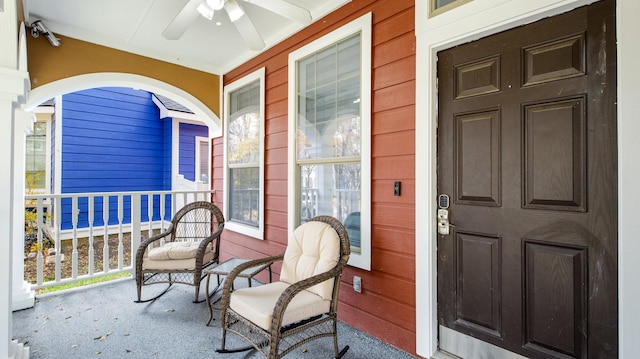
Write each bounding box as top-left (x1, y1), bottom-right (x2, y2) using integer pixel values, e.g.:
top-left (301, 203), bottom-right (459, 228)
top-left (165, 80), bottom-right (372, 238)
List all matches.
top-left (59, 87), bottom-right (171, 228)
top-left (178, 123), bottom-right (207, 182)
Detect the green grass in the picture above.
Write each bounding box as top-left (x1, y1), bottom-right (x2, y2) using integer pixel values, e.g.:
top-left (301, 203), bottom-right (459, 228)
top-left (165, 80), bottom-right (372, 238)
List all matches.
top-left (36, 272), bottom-right (131, 295)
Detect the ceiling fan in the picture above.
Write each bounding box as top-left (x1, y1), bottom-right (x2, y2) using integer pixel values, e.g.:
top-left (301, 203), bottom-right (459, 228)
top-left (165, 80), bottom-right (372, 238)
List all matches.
top-left (163, 0), bottom-right (312, 51)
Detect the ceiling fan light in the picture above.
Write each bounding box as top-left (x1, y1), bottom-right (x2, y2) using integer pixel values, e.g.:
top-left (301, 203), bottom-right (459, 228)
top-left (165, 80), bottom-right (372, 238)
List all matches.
top-left (225, 0), bottom-right (245, 22)
top-left (197, 3), bottom-right (215, 20)
top-left (206, 0), bottom-right (225, 11)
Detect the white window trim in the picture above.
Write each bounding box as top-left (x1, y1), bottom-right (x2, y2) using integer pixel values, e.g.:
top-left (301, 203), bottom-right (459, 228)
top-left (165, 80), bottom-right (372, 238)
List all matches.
top-left (195, 136), bottom-right (211, 188)
top-left (223, 67), bottom-right (266, 240)
top-left (287, 13), bottom-right (372, 270)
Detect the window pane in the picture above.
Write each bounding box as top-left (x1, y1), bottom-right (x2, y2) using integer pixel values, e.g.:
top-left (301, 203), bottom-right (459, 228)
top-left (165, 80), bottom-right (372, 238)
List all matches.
top-left (26, 122), bottom-right (47, 189)
top-left (198, 141), bottom-right (209, 184)
top-left (299, 163), bottom-right (361, 252)
top-left (228, 113), bottom-right (260, 165)
top-left (337, 34), bottom-right (360, 79)
top-left (434, 0), bottom-right (458, 8)
top-left (297, 34), bottom-right (361, 162)
top-left (316, 46), bottom-right (336, 87)
top-left (229, 80), bottom-right (260, 165)
top-left (229, 167), bottom-right (259, 226)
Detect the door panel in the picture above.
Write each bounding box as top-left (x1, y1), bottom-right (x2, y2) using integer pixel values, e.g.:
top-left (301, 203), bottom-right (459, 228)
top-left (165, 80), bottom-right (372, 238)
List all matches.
top-left (436, 1), bottom-right (617, 358)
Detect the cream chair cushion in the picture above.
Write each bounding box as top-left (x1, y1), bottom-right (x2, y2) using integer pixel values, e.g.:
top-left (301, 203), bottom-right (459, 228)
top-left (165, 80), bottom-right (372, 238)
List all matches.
top-left (279, 221), bottom-right (340, 300)
top-left (142, 242), bottom-right (213, 270)
top-left (230, 281), bottom-right (330, 330)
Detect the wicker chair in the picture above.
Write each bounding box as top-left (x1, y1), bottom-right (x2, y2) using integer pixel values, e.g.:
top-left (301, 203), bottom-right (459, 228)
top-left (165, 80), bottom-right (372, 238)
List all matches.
top-left (135, 201), bottom-right (224, 303)
top-left (217, 215), bottom-right (350, 359)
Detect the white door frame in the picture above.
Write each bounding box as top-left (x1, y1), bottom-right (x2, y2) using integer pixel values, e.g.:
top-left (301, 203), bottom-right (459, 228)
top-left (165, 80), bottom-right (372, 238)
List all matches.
top-left (415, 0), bottom-right (640, 357)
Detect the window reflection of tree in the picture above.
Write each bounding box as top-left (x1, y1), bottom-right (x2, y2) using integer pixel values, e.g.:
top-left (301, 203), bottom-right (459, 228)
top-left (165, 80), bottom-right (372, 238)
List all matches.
top-left (228, 110), bottom-right (260, 225)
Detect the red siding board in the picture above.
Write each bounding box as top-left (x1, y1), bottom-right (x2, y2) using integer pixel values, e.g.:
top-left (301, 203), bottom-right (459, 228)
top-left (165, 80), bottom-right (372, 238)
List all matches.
top-left (265, 131), bottom-right (288, 150)
top-left (372, 155), bottom-right (415, 179)
top-left (265, 179), bottom-right (287, 196)
top-left (374, 56), bottom-right (416, 90)
top-left (373, 80), bottom-right (415, 113)
top-left (372, 32), bottom-right (416, 69)
top-left (372, 7), bottom-right (415, 46)
top-left (372, 225), bottom-right (415, 254)
top-left (265, 163), bottom-right (288, 180)
top-left (266, 115), bottom-right (288, 134)
top-left (372, 131), bottom-right (415, 157)
top-left (265, 194), bottom-right (287, 212)
top-left (265, 147), bottom-right (288, 165)
top-left (266, 66), bottom-right (287, 87)
top-left (265, 98), bottom-right (287, 119)
top-left (266, 82), bottom-right (287, 104)
top-left (340, 289), bottom-right (416, 328)
top-left (373, 105), bottom-right (415, 135)
top-left (373, 203), bottom-right (415, 230)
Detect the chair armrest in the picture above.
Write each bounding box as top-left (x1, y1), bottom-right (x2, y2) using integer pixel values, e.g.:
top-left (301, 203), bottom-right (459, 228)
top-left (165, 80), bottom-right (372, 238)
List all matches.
top-left (270, 261), bottom-right (346, 333)
top-left (136, 228), bottom-right (172, 258)
top-left (135, 226), bottom-right (173, 273)
top-left (219, 254), bottom-right (284, 318)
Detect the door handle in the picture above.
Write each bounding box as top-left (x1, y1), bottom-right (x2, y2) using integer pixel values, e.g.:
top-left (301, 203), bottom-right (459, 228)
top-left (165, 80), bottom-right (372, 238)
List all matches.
top-left (437, 194), bottom-right (454, 235)
top-left (437, 209), bottom-right (454, 235)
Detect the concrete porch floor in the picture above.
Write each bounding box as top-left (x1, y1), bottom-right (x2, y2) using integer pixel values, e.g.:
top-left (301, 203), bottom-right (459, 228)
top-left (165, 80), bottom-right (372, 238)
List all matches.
top-left (12, 277), bottom-right (418, 359)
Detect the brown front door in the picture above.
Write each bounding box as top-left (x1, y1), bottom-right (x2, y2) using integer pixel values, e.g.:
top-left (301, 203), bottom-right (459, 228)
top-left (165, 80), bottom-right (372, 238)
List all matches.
top-left (436, 1), bottom-right (617, 358)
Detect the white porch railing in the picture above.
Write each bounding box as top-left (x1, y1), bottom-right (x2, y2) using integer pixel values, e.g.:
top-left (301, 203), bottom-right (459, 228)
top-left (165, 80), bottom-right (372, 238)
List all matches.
top-left (24, 190), bottom-right (215, 290)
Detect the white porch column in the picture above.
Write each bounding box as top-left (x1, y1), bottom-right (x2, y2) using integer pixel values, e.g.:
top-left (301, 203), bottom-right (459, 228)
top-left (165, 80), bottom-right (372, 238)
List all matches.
top-left (1, 0), bottom-right (32, 357)
top-left (12, 109), bottom-right (35, 311)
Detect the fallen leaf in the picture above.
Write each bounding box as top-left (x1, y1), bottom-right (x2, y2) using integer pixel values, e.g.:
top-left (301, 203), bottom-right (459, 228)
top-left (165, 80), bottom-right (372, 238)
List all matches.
top-left (126, 349), bottom-right (132, 353)
top-left (95, 351), bottom-right (101, 355)
top-left (301, 348), bottom-right (308, 353)
top-left (163, 309), bottom-right (175, 312)
top-left (71, 344), bottom-right (78, 348)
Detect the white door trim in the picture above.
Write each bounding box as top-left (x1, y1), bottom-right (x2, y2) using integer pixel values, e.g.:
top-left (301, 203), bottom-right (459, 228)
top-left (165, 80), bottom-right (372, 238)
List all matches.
top-left (415, 0), bottom-right (640, 357)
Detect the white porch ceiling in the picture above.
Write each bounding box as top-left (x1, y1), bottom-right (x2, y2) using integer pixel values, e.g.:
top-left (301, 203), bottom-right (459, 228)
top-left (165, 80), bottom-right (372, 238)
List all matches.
top-left (26, 0), bottom-right (350, 74)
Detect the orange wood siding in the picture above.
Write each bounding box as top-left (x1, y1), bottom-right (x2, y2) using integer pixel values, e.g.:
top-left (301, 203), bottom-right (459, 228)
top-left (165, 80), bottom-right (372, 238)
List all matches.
top-left (27, 35), bottom-right (221, 117)
top-left (214, 0), bottom-right (416, 354)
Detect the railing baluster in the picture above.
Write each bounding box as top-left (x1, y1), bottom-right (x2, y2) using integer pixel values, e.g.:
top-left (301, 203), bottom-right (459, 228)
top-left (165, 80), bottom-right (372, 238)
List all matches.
top-left (71, 196), bottom-right (79, 279)
top-left (54, 196), bottom-right (62, 283)
top-left (103, 196), bottom-right (109, 273)
top-left (160, 193), bottom-right (166, 231)
top-left (130, 194), bottom-right (141, 273)
top-left (118, 195), bottom-right (124, 270)
top-left (147, 193), bottom-right (154, 242)
top-left (36, 198), bottom-right (44, 286)
top-left (88, 195), bottom-right (95, 276)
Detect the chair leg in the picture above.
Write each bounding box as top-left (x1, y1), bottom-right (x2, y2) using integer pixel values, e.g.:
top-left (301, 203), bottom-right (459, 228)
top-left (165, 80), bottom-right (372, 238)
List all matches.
top-left (193, 285), bottom-right (203, 303)
top-left (333, 320), bottom-right (349, 358)
top-left (335, 345), bottom-right (350, 359)
top-left (134, 283), bottom-right (172, 303)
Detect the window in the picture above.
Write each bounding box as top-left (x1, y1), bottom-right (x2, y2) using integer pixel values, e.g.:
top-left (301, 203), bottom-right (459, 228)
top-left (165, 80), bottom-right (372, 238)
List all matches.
top-left (26, 111), bottom-right (52, 193)
top-left (195, 137), bottom-right (210, 184)
top-left (430, 0), bottom-right (473, 16)
top-left (288, 13), bottom-right (372, 270)
top-left (223, 68), bottom-right (265, 239)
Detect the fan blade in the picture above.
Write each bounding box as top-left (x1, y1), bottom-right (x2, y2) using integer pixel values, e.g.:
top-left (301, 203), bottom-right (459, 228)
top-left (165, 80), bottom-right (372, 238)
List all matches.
top-left (226, 0), bottom-right (266, 51)
top-left (162, 0), bottom-right (202, 40)
top-left (245, 0), bottom-right (312, 24)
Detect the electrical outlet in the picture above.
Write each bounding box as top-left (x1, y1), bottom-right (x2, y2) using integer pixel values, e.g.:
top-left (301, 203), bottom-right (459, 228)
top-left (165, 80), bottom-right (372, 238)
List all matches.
top-left (353, 276), bottom-right (362, 293)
